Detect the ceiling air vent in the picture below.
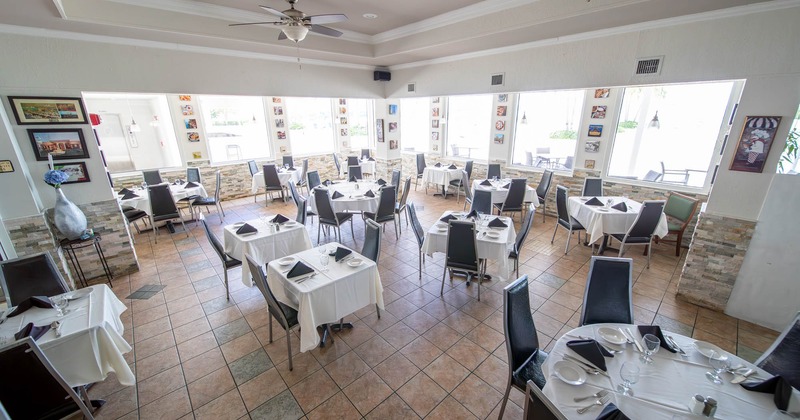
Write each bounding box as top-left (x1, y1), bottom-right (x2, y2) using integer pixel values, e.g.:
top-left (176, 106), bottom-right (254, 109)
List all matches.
top-left (491, 73), bottom-right (505, 86)
top-left (407, 83), bottom-right (416, 93)
top-left (635, 56), bottom-right (663, 76)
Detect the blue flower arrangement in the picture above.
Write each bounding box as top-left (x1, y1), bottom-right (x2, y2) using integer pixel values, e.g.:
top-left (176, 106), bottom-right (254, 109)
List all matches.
top-left (44, 170), bottom-right (70, 188)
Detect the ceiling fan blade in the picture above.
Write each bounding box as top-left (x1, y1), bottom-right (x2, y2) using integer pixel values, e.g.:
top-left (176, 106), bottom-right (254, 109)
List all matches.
top-left (259, 5), bottom-right (290, 19)
top-left (307, 14), bottom-right (348, 25)
top-left (229, 21), bottom-right (282, 27)
top-left (278, 31), bottom-right (288, 40)
top-left (309, 24), bottom-right (343, 38)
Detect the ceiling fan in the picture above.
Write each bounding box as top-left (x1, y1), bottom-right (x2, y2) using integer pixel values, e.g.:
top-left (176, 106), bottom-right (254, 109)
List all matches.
top-left (230, 0), bottom-right (348, 43)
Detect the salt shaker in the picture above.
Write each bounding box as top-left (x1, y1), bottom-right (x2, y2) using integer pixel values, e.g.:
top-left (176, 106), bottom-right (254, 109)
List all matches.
top-left (690, 394), bottom-right (706, 415)
top-left (702, 397), bottom-right (717, 418)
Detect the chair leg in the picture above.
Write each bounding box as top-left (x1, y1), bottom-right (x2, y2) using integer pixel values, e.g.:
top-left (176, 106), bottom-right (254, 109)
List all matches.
top-left (565, 228), bottom-right (572, 254)
top-left (440, 265), bottom-right (447, 296)
top-left (542, 201), bottom-right (546, 223)
top-left (317, 223), bottom-right (321, 245)
top-left (224, 269), bottom-right (230, 301)
top-left (376, 304), bottom-right (381, 319)
top-left (350, 219), bottom-right (355, 242)
top-left (498, 377), bottom-right (513, 420)
top-left (675, 231), bottom-right (683, 257)
top-left (286, 329), bottom-right (293, 371)
top-left (394, 217), bottom-right (399, 239)
top-left (268, 313), bottom-right (273, 342)
top-left (647, 240), bottom-right (652, 269)
top-left (418, 250), bottom-right (423, 280)
top-left (551, 223), bottom-right (559, 244)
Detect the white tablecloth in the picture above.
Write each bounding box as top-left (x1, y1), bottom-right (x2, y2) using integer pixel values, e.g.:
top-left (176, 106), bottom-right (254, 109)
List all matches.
top-left (0, 285), bottom-right (134, 388)
top-left (568, 197), bottom-right (669, 245)
top-left (251, 170), bottom-right (301, 193)
top-left (472, 179), bottom-right (540, 206)
top-left (266, 243), bottom-right (384, 352)
top-left (422, 166), bottom-right (462, 189)
top-left (421, 211), bottom-right (516, 280)
top-left (223, 219), bottom-right (313, 286)
top-left (308, 182), bottom-right (381, 214)
top-left (118, 184), bottom-right (207, 213)
top-left (543, 323), bottom-right (798, 419)
top-left (342, 160), bottom-right (376, 178)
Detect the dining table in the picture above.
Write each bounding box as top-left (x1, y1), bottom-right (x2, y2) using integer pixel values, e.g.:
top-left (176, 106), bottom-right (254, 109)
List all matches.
top-left (118, 183), bottom-right (207, 213)
top-left (543, 323), bottom-right (799, 419)
top-left (422, 165), bottom-right (462, 197)
top-left (223, 217), bottom-right (313, 287)
top-left (265, 242), bottom-right (384, 352)
top-left (471, 178), bottom-right (540, 206)
top-left (250, 168), bottom-right (302, 194)
top-left (343, 159), bottom-right (376, 178)
top-left (308, 181), bottom-right (381, 215)
top-left (0, 284), bottom-right (134, 388)
top-left (568, 196), bottom-right (669, 247)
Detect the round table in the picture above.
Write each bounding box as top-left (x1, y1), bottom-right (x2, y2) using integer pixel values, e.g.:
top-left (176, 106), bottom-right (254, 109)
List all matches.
top-left (308, 181), bottom-right (381, 214)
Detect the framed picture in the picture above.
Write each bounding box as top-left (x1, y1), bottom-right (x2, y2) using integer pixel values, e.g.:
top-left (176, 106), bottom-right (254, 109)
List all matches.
top-left (340, 128), bottom-right (348, 136)
top-left (585, 159), bottom-right (596, 169)
top-left (376, 119), bottom-right (385, 142)
top-left (389, 140), bottom-right (398, 150)
top-left (591, 106), bottom-right (606, 119)
top-left (339, 99), bottom-right (347, 105)
top-left (274, 106), bottom-right (283, 116)
top-left (585, 141), bottom-right (600, 153)
top-left (388, 122), bottom-right (398, 132)
top-left (432, 132), bottom-right (439, 141)
top-left (27, 128), bottom-right (89, 161)
top-left (594, 89), bottom-right (610, 98)
top-left (51, 161), bottom-right (90, 184)
top-left (497, 106), bottom-right (507, 116)
top-left (432, 97), bottom-right (440, 104)
top-left (340, 117), bottom-right (348, 125)
top-left (730, 116), bottom-right (782, 173)
top-left (495, 120), bottom-right (506, 131)
top-left (389, 104), bottom-right (398, 115)
top-left (494, 134), bottom-right (504, 144)
top-left (432, 120), bottom-right (439, 129)
top-left (179, 95), bottom-right (192, 101)
top-left (588, 124), bottom-right (603, 137)
top-left (339, 107), bottom-right (347, 115)
top-left (187, 132), bottom-right (200, 142)
top-left (181, 105), bottom-right (194, 116)
top-left (275, 119), bottom-right (285, 128)
top-left (184, 119), bottom-right (197, 129)
top-left (432, 108), bottom-right (440, 117)
top-left (192, 151), bottom-right (203, 159)
top-left (272, 97), bottom-right (282, 103)
top-left (9, 96), bottom-right (88, 125)
top-left (498, 94), bottom-right (508, 103)
top-left (277, 131), bottom-right (286, 140)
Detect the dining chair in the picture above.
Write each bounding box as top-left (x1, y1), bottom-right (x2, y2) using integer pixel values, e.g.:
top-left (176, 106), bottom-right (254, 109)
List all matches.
top-left (493, 178), bottom-right (527, 220)
top-left (461, 170), bottom-right (474, 211)
top-left (395, 177), bottom-right (412, 231)
top-left (487, 163), bottom-right (501, 180)
top-left (607, 200), bottom-right (666, 268)
top-left (390, 169), bottom-right (401, 190)
top-left (407, 202), bottom-right (426, 281)
top-left (122, 205), bottom-right (149, 235)
top-left (756, 312), bottom-right (800, 390)
top-left (307, 170), bottom-right (321, 190)
top-left (525, 151), bottom-right (534, 166)
top-left (579, 256), bottom-right (634, 326)
top-left (364, 185), bottom-right (398, 239)
top-left (297, 159), bottom-right (308, 193)
top-left (661, 192), bottom-right (700, 256)
top-left (348, 165), bottom-right (363, 181)
top-left (313, 188), bottom-right (355, 244)
top-left (0, 252), bottom-right (69, 306)
top-left (522, 380), bottom-right (567, 420)
top-left (448, 160), bottom-right (473, 199)
top-left (643, 170), bottom-right (663, 182)
top-left (245, 254), bottom-right (299, 371)
top-left (347, 156), bottom-right (359, 168)
top-left (0, 337), bottom-right (95, 420)
top-left (660, 161), bottom-right (690, 185)
top-left (551, 185), bottom-right (585, 254)
top-left (200, 216), bottom-right (241, 300)
top-left (464, 160), bottom-right (474, 180)
top-left (470, 189), bottom-right (492, 215)
top-left (415, 153), bottom-right (426, 191)
top-left (247, 160), bottom-right (259, 177)
top-left (582, 177), bottom-right (603, 197)
top-left (535, 147), bottom-right (552, 168)
top-left (186, 167), bottom-right (202, 184)
top-left (360, 148), bottom-right (370, 159)
top-left (192, 170), bottom-right (225, 223)
top-left (332, 153), bottom-right (342, 178)
top-left (561, 155), bottom-right (574, 170)
top-left (295, 196), bottom-right (308, 225)
top-left (262, 164), bottom-right (285, 203)
top-left (442, 220), bottom-right (485, 300)
top-left (142, 170), bottom-right (163, 185)
top-left (148, 183), bottom-right (189, 243)
top-left (288, 182), bottom-right (316, 225)
top-left (282, 155), bottom-right (294, 168)
top-left (536, 170), bottom-right (554, 223)
top-left (498, 275), bottom-right (548, 419)
top-left (509, 204), bottom-right (536, 279)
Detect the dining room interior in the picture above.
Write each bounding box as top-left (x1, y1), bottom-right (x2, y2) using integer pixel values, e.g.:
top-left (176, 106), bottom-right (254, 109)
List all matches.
top-left (0, 0), bottom-right (799, 419)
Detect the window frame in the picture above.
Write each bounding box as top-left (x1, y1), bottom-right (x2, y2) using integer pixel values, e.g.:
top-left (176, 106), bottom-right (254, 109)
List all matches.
top-left (399, 97), bottom-right (431, 155)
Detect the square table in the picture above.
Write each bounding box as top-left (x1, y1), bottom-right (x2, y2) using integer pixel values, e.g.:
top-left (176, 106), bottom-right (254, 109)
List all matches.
top-left (250, 169), bottom-right (302, 194)
top-left (568, 196), bottom-right (668, 246)
top-left (223, 218), bottom-right (313, 286)
top-left (421, 211), bottom-right (516, 280)
top-left (342, 160), bottom-right (376, 178)
top-left (118, 183), bottom-right (207, 213)
top-left (422, 166), bottom-right (462, 195)
top-left (472, 178), bottom-right (540, 207)
top-left (0, 285), bottom-right (134, 388)
top-left (266, 243), bottom-right (384, 352)
top-left (308, 181), bottom-right (381, 214)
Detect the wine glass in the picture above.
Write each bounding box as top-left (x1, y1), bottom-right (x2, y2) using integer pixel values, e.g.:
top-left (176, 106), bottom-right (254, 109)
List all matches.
top-left (319, 253), bottom-right (330, 272)
top-left (606, 199), bottom-right (614, 208)
top-left (618, 362), bottom-right (640, 396)
top-left (706, 350), bottom-right (730, 384)
top-left (50, 295), bottom-right (69, 317)
top-left (640, 334), bottom-right (660, 364)
top-left (317, 244), bottom-right (327, 256)
top-left (284, 163), bottom-right (289, 170)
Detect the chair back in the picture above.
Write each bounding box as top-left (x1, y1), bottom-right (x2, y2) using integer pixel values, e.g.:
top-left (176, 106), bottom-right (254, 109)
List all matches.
top-left (348, 165), bottom-right (363, 181)
top-left (313, 188), bottom-right (338, 224)
top-left (407, 202), bottom-right (425, 250)
top-left (514, 205), bottom-right (536, 256)
top-left (582, 177), bottom-right (603, 197)
top-left (465, 160), bottom-right (474, 179)
top-left (536, 170), bottom-right (553, 199)
top-left (298, 159), bottom-right (308, 185)
top-left (626, 200), bottom-right (665, 239)
top-left (296, 196), bottom-right (308, 224)
top-left (664, 193), bottom-right (699, 226)
top-left (471, 189), bottom-right (492, 215)
top-left (332, 153), bottom-right (341, 173)
top-left (555, 185), bottom-right (571, 224)
top-left (245, 255), bottom-right (292, 331)
top-left (347, 156), bottom-right (359, 167)
top-left (247, 160), bottom-right (258, 176)
top-left (643, 170), bottom-right (662, 182)
top-left (579, 257), bottom-right (633, 325)
top-left (376, 185), bottom-right (397, 220)
top-left (398, 177), bottom-right (411, 208)
top-left (200, 218), bottom-right (228, 264)
top-left (415, 153), bottom-right (426, 175)
top-left (362, 219), bottom-right (382, 263)
top-left (501, 178), bottom-right (527, 210)
top-left (524, 380), bottom-right (567, 420)
top-left (186, 167), bottom-right (201, 184)
top-left (288, 181), bottom-right (301, 208)
top-left (361, 149), bottom-right (370, 159)
top-left (0, 253), bottom-right (69, 306)
top-left (445, 220), bottom-right (479, 272)
top-left (487, 163), bottom-right (501, 179)
top-left (391, 169), bottom-right (401, 189)
top-left (503, 276), bottom-right (542, 373)
top-left (562, 156), bottom-right (574, 169)
top-left (462, 171), bottom-right (473, 202)
top-left (148, 183), bottom-right (180, 222)
top-left (263, 164), bottom-right (282, 188)
top-left (282, 155), bottom-right (294, 168)
top-left (307, 170), bottom-right (321, 190)
top-left (0, 338), bottom-right (93, 420)
top-left (214, 170), bottom-right (222, 202)
top-left (525, 151), bottom-right (534, 166)
top-left (451, 144), bottom-right (460, 156)
top-left (756, 312), bottom-right (800, 389)
top-left (142, 170), bottom-right (163, 185)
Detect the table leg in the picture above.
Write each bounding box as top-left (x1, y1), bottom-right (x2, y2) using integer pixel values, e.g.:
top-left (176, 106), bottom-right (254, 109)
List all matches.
top-left (320, 322), bottom-right (353, 347)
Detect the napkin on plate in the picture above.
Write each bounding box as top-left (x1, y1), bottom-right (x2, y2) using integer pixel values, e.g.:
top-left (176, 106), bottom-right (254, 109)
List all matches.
top-left (440, 214), bottom-right (457, 223)
top-left (566, 339), bottom-right (613, 371)
top-left (286, 261), bottom-right (314, 279)
top-left (334, 247), bottom-right (352, 262)
top-left (465, 209), bottom-right (479, 219)
top-left (480, 180), bottom-right (492, 186)
top-left (14, 322), bottom-right (51, 341)
top-left (365, 190), bottom-right (375, 198)
top-left (235, 223), bottom-right (258, 235)
top-left (488, 218), bottom-right (508, 228)
top-left (376, 178), bottom-right (387, 186)
top-left (585, 197), bottom-right (604, 206)
top-left (741, 376), bottom-right (793, 411)
top-left (184, 182), bottom-right (199, 189)
top-left (368, 157), bottom-right (375, 161)
top-left (332, 191), bottom-right (344, 200)
top-left (448, 164), bottom-right (457, 170)
top-left (435, 162), bottom-right (442, 167)
top-left (349, 175), bottom-right (358, 182)
top-left (595, 403), bottom-right (631, 420)
top-left (611, 202), bottom-right (628, 212)
top-left (637, 325), bottom-right (677, 353)
top-left (117, 188), bottom-right (131, 196)
top-left (121, 192), bottom-right (140, 200)
top-left (271, 214), bottom-right (290, 224)
top-left (7, 296), bottom-right (53, 317)
top-left (502, 183), bottom-right (510, 189)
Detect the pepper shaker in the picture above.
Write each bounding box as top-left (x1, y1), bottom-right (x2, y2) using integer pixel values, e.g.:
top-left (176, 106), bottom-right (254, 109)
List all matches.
top-left (703, 397), bottom-right (717, 418)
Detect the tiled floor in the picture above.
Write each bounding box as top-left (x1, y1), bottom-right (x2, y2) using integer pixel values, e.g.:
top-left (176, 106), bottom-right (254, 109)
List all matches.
top-left (86, 186), bottom-right (780, 419)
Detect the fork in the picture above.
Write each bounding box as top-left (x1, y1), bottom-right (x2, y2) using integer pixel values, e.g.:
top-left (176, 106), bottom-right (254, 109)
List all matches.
top-left (573, 389), bottom-right (609, 403)
top-left (567, 334), bottom-right (623, 354)
top-left (577, 395), bottom-right (611, 414)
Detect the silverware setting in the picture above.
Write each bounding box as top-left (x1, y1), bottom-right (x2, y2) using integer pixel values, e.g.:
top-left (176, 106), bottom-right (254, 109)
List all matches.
top-left (666, 335), bottom-right (687, 356)
top-left (566, 334), bottom-right (623, 354)
top-left (562, 354), bottom-right (609, 377)
top-left (573, 389), bottom-right (609, 402)
top-left (577, 395), bottom-right (611, 414)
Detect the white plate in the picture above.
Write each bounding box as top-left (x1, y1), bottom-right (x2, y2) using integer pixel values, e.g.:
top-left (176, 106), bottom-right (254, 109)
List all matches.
top-left (598, 327), bottom-right (627, 345)
top-left (278, 257), bottom-right (295, 266)
top-left (232, 222), bottom-right (245, 228)
top-left (597, 208), bottom-right (609, 212)
top-left (437, 227), bottom-right (447, 232)
top-left (347, 258), bottom-right (364, 267)
top-left (693, 341), bottom-right (725, 358)
top-left (486, 231), bottom-right (501, 239)
top-left (553, 361), bottom-right (587, 385)
top-left (64, 288), bottom-right (93, 301)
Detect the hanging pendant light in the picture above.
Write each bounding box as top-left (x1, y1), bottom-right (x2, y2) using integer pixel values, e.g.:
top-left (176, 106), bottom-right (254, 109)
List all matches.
top-left (521, 112), bottom-right (528, 125)
top-left (649, 111), bottom-right (660, 129)
top-left (126, 98), bottom-right (141, 133)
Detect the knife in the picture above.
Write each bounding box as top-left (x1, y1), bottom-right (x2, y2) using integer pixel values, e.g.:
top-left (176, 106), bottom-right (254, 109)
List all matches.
top-left (666, 335), bottom-right (687, 356)
top-left (731, 368), bottom-right (755, 384)
top-left (0, 309), bottom-right (8, 325)
top-left (626, 328), bottom-right (645, 353)
top-left (563, 354), bottom-right (609, 377)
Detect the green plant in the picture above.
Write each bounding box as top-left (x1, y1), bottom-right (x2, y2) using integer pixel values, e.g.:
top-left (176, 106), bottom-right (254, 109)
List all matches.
top-left (549, 129), bottom-right (577, 139)
top-left (779, 128), bottom-right (799, 173)
top-left (617, 120), bottom-right (638, 133)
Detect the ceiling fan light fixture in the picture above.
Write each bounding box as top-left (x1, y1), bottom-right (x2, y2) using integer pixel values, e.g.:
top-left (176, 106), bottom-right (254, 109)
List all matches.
top-left (362, 13), bottom-right (378, 19)
top-left (282, 24), bottom-right (309, 42)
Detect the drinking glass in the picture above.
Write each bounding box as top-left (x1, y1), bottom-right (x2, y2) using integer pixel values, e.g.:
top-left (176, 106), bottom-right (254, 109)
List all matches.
top-left (317, 245), bottom-right (327, 256)
top-left (640, 333), bottom-right (660, 364)
top-left (606, 199), bottom-right (614, 208)
top-left (284, 163), bottom-right (289, 170)
top-left (768, 410), bottom-right (800, 420)
top-left (50, 295), bottom-right (69, 317)
top-left (617, 362), bottom-right (640, 396)
top-left (706, 350), bottom-right (730, 384)
top-left (319, 254), bottom-right (330, 272)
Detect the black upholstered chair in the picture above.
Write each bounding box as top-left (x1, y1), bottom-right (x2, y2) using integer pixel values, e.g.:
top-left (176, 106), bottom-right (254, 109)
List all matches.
top-left (245, 254), bottom-right (299, 371)
top-left (332, 153), bottom-right (342, 178)
top-left (200, 216), bottom-right (241, 300)
top-left (498, 275), bottom-right (548, 419)
top-left (185, 167), bottom-right (201, 184)
top-left (579, 256), bottom-right (634, 326)
top-left (523, 380), bottom-right (567, 420)
top-left (307, 170), bottom-right (321, 191)
top-left (461, 171), bottom-right (474, 211)
top-left (247, 160), bottom-right (259, 177)
top-left (313, 188), bottom-right (354, 244)
top-left (449, 160), bottom-right (473, 199)
top-left (487, 163), bottom-right (501, 180)
top-left (364, 185), bottom-right (398, 239)
top-left (414, 153), bottom-right (426, 191)
top-left (756, 312), bottom-right (800, 390)
top-left (148, 183), bottom-right (189, 243)
top-left (509, 204), bottom-right (536, 279)
top-left (464, 160), bottom-right (474, 180)
top-left (262, 164), bottom-right (285, 203)
top-left (395, 177), bottom-right (411, 230)
top-left (407, 202), bottom-right (427, 280)
top-left (142, 170), bottom-right (163, 185)
top-left (582, 177), bottom-right (603, 197)
top-left (536, 170), bottom-right (554, 223)
top-left (0, 253), bottom-right (69, 306)
top-left (470, 189), bottom-right (493, 215)
top-left (362, 218), bottom-right (382, 263)
top-left (442, 220), bottom-right (485, 300)
top-left (192, 170), bottom-right (225, 223)
top-left (282, 155), bottom-right (294, 168)
top-left (0, 338), bottom-right (94, 420)
top-left (295, 196), bottom-right (308, 225)
top-left (348, 165), bottom-right (363, 181)
top-left (360, 148), bottom-right (370, 159)
top-left (297, 159), bottom-right (308, 192)
top-left (122, 205), bottom-right (149, 235)
top-left (551, 185), bottom-right (584, 254)
top-left (390, 169), bottom-right (401, 190)
top-left (607, 200), bottom-right (665, 268)
top-left (288, 182), bottom-right (316, 225)
top-left (493, 178), bottom-right (527, 220)
top-left (347, 156), bottom-right (359, 168)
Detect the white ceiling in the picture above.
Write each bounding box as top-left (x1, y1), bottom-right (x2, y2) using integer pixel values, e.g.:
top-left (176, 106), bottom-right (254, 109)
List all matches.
top-left (0, 0), bottom-right (786, 68)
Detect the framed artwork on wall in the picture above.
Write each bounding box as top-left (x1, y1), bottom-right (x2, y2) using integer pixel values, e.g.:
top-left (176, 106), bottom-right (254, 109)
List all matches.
top-left (594, 89), bottom-right (610, 98)
top-left (376, 119), bottom-right (385, 142)
top-left (388, 122), bottom-right (398, 132)
top-left (585, 141), bottom-right (600, 152)
top-left (9, 96), bottom-right (88, 125)
top-left (27, 128), bottom-right (89, 161)
top-left (50, 161), bottom-right (90, 184)
top-left (588, 125), bottom-right (603, 137)
top-left (179, 95), bottom-right (192, 101)
top-left (591, 106), bottom-right (606, 119)
top-left (388, 104), bottom-right (398, 115)
top-left (730, 116), bottom-right (782, 173)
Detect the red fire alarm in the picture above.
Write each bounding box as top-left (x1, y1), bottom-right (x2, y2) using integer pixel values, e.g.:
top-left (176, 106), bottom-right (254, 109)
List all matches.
top-left (90, 113), bottom-right (102, 126)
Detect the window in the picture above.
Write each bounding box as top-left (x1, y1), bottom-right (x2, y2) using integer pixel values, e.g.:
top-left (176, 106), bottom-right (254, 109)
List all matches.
top-left (285, 97), bottom-right (335, 156)
top-left (198, 95), bottom-right (271, 163)
top-left (400, 97), bottom-right (429, 153)
top-left (608, 81), bottom-right (736, 188)
top-left (777, 105), bottom-right (800, 174)
top-left (445, 94), bottom-right (492, 160)
top-left (347, 99), bottom-right (372, 151)
top-left (512, 90), bottom-right (584, 171)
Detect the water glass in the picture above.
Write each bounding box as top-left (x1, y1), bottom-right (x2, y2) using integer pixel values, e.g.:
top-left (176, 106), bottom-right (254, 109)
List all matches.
top-left (50, 295), bottom-right (69, 317)
top-left (769, 410), bottom-right (800, 420)
top-left (706, 350), bottom-right (730, 384)
top-left (640, 334), bottom-right (660, 364)
top-left (618, 362), bottom-right (640, 396)
top-left (319, 254), bottom-right (330, 272)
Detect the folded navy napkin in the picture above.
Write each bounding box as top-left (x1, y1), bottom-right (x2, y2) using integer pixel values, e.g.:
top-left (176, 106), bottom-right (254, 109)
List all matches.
top-left (288, 167), bottom-right (296, 171)
top-left (365, 190), bottom-right (375, 198)
top-left (7, 296), bottom-right (53, 317)
top-left (465, 210), bottom-right (479, 219)
top-left (488, 218), bottom-right (508, 228)
top-left (741, 376), bottom-right (793, 411)
top-left (368, 157), bottom-right (375, 161)
top-left (480, 180), bottom-right (492, 186)
top-left (567, 339), bottom-right (613, 371)
top-left (612, 202), bottom-right (628, 212)
top-left (121, 192), bottom-right (140, 200)
top-left (435, 162), bottom-right (442, 167)
top-left (117, 188), bottom-right (131, 195)
top-left (349, 175), bottom-right (358, 182)
top-left (502, 183), bottom-right (510, 189)
top-left (323, 179), bottom-right (332, 186)
top-left (271, 214), bottom-right (290, 224)
top-left (235, 223), bottom-right (257, 235)
top-left (585, 197), bottom-right (604, 206)
top-left (286, 261), bottom-right (314, 279)
top-left (334, 247), bottom-right (352, 262)
top-left (332, 191), bottom-right (344, 200)
top-left (376, 178), bottom-right (387, 186)
top-left (440, 214), bottom-right (457, 223)
top-left (15, 323), bottom-right (51, 341)
top-left (637, 325), bottom-right (677, 353)
top-left (448, 164), bottom-right (457, 170)
top-left (184, 182), bottom-right (199, 189)
top-left (595, 403), bottom-right (631, 420)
